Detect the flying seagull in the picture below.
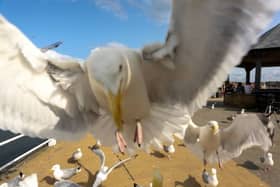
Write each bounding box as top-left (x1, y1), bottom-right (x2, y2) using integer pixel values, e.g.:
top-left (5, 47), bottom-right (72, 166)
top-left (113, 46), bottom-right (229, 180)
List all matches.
top-left (184, 114), bottom-right (272, 168)
top-left (88, 144), bottom-right (136, 187)
top-left (0, 0), bottom-right (279, 154)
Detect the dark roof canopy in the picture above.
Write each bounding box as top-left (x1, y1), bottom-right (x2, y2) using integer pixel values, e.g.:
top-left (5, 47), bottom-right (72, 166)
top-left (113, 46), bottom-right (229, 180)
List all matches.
top-left (238, 23), bottom-right (280, 69)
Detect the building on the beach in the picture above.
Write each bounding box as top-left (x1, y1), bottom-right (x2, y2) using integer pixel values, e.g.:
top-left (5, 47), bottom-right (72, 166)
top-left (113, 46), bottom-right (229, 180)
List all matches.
top-left (224, 23), bottom-right (280, 109)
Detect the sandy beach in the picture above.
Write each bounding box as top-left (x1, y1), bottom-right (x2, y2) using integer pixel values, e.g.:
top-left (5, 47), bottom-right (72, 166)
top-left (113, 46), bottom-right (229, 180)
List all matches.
top-left (0, 98), bottom-right (278, 187)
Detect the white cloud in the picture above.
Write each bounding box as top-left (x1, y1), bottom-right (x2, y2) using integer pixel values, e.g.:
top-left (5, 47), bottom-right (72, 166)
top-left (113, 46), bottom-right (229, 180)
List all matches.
top-left (127, 0), bottom-right (171, 23)
top-left (94, 0), bottom-right (171, 23)
top-left (94, 0), bottom-right (127, 19)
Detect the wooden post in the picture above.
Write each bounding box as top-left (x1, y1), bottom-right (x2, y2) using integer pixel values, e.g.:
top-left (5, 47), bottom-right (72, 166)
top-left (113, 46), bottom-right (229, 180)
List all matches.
top-left (255, 61), bottom-right (262, 89)
top-left (245, 68), bottom-right (251, 84)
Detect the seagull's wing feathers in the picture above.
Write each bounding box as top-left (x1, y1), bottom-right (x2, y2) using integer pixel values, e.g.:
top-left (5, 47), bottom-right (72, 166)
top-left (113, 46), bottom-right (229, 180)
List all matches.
top-left (107, 157), bottom-right (132, 175)
top-left (142, 0), bottom-right (280, 115)
top-left (54, 180), bottom-right (81, 187)
top-left (219, 113), bottom-right (272, 161)
top-left (61, 168), bottom-right (79, 179)
top-left (0, 15), bottom-right (99, 140)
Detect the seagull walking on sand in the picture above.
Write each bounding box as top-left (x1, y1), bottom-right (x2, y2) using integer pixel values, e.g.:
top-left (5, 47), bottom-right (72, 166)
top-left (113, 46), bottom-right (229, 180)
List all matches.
top-left (51, 164), bottom-right (81, 181)
top-left (72, 148), bottom-right (83, 161)
top-left (184, 113), bottom-right (273, 168)
top-left (202, 168), bottom-right (219, 187)
top-left (260, 152), bottom-right (274, 172)
top-left (0, 0), bottom-right (279, 154)
top-left (88, 144), bottom-right (136, 187)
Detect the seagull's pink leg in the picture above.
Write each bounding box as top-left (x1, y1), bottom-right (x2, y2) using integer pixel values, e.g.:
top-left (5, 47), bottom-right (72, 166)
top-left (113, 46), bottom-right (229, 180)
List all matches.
top-left (116, 131), bottom-right (127, 153)
top-left (134, 120), bottom-right (143, 147)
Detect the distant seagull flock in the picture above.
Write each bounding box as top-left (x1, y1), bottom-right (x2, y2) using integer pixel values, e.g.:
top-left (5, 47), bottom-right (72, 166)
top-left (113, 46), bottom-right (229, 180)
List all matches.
top-left (0, 0), bottom-right (280, 186)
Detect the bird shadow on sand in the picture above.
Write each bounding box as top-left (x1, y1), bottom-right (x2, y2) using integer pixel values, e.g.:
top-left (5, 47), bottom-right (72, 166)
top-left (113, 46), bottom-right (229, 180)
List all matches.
top-left (41, 176), bottom-right (56, 185)
top-left (150, 151), bottom-right (166, 158)
top-left (237, 160), bottom-right (260, 170)
top-left (177, 143), bottom-right (185, 147)
top-left (67, 157), bottom-right (78, 164)
top-left (77, 162), bottom-right (97, 187)
top-left (175, 175), bottom-right (201, 187)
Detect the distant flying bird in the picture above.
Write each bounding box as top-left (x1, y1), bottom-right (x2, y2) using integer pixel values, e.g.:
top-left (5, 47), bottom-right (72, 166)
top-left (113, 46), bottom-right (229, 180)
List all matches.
top-left (260, 152), bottom-right (274, 172)
top-left (89, 144), bottom-right (136, 187)
top-left (0, 0), bottom-right (279, 154)
top-left (72, 148), bottom-right (83, 161)
top-left (40, 41), bottom-right (63, 52)
top-left (51, 164), bottom-right (81, 181)
top-left (202, 168), bottom-right (219, 187)
top-left (184, 114), bottom-right (272, 168)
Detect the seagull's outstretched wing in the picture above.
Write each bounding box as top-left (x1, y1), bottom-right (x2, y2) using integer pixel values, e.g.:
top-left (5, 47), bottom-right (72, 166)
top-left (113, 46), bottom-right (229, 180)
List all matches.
top-left (142, 0), bottom-right (280, 116)
top-left (0, 15), bottom-right (99, 140)
top-left (219, 113), bottom-right (272, 161)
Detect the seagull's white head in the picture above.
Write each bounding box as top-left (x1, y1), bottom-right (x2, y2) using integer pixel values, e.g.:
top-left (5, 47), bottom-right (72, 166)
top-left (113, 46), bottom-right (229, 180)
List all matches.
top-left (208, 121), bottom-right (219, 135)
top-left (88, 48), bottom-right (131, 131)
top-left (267, 152), bottom-right (273, 158)
top-left (211, 168), bottom-right (217, 175)
top-left (77, 148), bottom-right (81, 152)
top-left (101, 166), bottom-right (109, 173)
top-left (51, 164), bottom-right (60, 171)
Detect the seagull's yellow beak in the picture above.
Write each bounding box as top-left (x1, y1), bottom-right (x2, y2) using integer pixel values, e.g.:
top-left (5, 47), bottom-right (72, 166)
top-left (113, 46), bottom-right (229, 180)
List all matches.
top-left (211, 124), bottom-right (219, 135)
top-left (108, 89), bottom-right (123, 131)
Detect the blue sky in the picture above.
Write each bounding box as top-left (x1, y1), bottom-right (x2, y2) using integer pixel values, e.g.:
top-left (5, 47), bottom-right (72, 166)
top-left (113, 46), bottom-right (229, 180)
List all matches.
top-left (0, 0), bottom-right (280, 82)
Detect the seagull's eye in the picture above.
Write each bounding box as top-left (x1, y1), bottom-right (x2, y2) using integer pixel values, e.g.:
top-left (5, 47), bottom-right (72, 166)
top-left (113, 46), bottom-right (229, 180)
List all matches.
top-left (119, 64), bottom-right (123, 72)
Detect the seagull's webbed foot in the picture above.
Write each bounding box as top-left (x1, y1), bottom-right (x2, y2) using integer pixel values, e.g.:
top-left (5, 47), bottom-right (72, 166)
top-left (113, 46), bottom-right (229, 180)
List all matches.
top-left (134, 119), bottom-right (143, 148)
top-left (116, 131), bottom-right (127, 154)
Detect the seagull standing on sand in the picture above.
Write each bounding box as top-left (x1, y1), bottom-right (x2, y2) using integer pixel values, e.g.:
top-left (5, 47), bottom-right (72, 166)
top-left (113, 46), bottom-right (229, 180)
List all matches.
top-left (0, 0), bottom-right (279, 154)
top-left (51, 164), bottom-right (81, 181)
top-left (184, 114), bottom-right (272, 168)
top-left (88, 144), bottom-right (136, 187)
top-left (72, 148), bottom-right (83, 161)
top-left (260, 152), bottom-right (274, 172)
top-left (202, 168), bottom-right (219, 187)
